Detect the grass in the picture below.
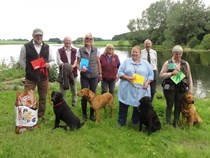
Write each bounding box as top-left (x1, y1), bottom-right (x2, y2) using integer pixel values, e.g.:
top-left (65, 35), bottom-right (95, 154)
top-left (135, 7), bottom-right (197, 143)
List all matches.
top-left (0, 80), bottom-right (210, 158)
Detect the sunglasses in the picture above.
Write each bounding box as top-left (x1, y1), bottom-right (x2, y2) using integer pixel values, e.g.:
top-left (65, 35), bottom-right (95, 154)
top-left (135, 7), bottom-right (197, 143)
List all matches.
top-left (85, 38), bottom-right (92, 40)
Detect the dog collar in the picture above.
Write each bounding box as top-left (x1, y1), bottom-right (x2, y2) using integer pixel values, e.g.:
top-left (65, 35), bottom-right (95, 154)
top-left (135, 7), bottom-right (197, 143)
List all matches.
top-left (54, 101), bottom-right (63, 107)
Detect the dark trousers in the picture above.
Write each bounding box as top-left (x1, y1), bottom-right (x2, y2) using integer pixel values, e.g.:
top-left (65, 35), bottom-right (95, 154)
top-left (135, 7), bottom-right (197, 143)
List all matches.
top-left (80, 76), bottom-right (98, 117)
top-left (101, 79), bottom-right (116, 96)
top-left (118, 101), bottom-right (139, 126)
top-left (150, 70), bottom-right (157, 102)
top-left (163, 87), bottom-right (185, 125)
top-left (24, 79), bottom-right (48, 118)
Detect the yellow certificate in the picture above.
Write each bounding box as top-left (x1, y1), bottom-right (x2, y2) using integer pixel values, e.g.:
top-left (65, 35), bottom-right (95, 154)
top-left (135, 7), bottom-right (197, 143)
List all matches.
top-left (133, 74), bottom-right (145, 85)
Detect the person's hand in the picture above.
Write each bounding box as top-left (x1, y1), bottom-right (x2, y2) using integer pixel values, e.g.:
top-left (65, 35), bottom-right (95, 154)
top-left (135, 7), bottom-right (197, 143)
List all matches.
top-left (80, 66), bottom-right (87, 72)
top-left (143, 81), bottom-right (150, 89)
top-left (171, 69), bottom-right (179, 75)
top-left (72, 62), bottom-right (77, 68)
top-left (98, 75), bottom-right (102, 82)
top-left (126, 76), bottom-right (133, 82)
top-left (44, 63), bottom-right (50, 69)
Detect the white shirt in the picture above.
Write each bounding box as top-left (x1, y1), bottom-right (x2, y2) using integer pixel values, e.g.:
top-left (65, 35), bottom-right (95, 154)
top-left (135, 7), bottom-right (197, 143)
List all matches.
top-left (18, 40), bottom-right (55, 68)
top-left (56, 47), bottom-right (77, 66)
top-left (141, 48), bottom-right (157, 70)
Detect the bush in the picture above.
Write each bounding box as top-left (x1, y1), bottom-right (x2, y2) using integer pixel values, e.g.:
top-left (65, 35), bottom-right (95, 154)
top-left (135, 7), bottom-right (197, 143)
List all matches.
top-left (188, 37), bottom-right (200, 48)
top-left (200, 34), bottom-right (210, 50)
top-left (49, 64), bottom-right (58, 82)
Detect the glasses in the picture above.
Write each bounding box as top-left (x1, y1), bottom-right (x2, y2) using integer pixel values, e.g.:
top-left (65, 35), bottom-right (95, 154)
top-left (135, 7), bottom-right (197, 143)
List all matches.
top-left (85, 38), bottom-right (92, 40)
top-left (108, 48), bottom-right (114, 50)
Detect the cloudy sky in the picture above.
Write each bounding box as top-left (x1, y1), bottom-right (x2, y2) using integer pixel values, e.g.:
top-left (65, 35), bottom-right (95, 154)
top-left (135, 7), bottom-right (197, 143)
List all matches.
top-left (0, 0), bottom-right (209, 41)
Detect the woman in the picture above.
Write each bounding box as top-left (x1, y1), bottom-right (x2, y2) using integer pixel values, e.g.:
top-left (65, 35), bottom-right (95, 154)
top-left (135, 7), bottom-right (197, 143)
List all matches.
top-left (159, 45), bottom-right (193, 128)
top-left (76, 33), bottom-right (102, 121)
top-left (100, 44), bottom-right (120, 96)
top-left (117, 46), bottom-right (154, 126)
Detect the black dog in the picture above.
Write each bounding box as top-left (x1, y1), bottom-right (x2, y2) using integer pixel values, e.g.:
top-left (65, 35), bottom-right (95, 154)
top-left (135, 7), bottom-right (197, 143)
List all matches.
top-left (138, 96), bottom-right (161, 135)
top-left (51, 91), bottom-right (84, 130)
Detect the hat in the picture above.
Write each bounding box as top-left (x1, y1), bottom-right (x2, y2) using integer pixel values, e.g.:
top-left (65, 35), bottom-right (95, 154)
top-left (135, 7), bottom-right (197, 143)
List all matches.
top-left (172, 45), bottom-right (183, 54)
top-left (33, 28), bottom-right (43, 35)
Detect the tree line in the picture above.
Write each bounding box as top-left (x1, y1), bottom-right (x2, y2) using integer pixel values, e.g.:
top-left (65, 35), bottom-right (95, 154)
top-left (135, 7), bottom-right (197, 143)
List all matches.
top-left (113, 0), bottom-right (210, 49)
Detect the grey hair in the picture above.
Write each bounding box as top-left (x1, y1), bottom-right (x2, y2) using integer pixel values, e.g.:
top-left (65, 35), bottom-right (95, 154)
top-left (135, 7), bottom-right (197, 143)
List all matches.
top-left (172, 45), bottom-right (183, 54)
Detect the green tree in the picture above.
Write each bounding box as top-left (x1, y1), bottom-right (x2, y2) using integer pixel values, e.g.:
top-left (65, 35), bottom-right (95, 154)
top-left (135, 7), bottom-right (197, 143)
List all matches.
top-left (200, 34), bottom-right (210, 49)
top-left (164, 0), bottom-right (207, 45)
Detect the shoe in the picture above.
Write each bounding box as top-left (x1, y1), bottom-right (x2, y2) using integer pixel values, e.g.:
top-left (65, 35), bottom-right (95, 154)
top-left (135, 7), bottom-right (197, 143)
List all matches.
top-left (173, 122), bottom-right (179, 128)
top-left (90, 115), bottom-right (96, 122)
top-left (82, 115), bottom-right (87, 121)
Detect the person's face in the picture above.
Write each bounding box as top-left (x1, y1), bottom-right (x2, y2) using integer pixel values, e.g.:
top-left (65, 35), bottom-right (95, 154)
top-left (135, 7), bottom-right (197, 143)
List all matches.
top-left (173, 52), bottom-right (182, 61)
top-left (107, 46), bottom-right (114, 55)
top-left (145, 41), bottom-right (151, 50)
top-left (131, 47), bottom-right (140, 61)
top-left (33, 34), bottom-right (43, 45)
top-left (85, 36), bottom-right (93, 47)
top-left (64, 38), bottom-right (71, 48)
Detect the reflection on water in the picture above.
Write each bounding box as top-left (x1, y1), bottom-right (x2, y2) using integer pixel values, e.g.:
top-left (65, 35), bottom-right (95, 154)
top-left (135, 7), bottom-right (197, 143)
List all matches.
top-left (0, 44), bottom-right (210, 99)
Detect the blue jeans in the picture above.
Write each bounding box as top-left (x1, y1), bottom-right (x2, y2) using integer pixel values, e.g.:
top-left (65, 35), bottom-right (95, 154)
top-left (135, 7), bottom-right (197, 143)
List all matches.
top-left (118, 101), bottom-right (139, 126)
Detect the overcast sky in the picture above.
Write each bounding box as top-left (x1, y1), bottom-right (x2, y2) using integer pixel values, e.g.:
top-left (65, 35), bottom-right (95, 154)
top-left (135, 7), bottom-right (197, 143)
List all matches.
top-left (0, 0), bottom-right (209, 41)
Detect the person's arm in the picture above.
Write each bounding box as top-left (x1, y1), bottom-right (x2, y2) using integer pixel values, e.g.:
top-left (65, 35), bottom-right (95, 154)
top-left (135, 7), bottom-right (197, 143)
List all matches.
top-left (186, 62), bottom-right (193, 92)
top-left (159, 61), bottom-right (172, 80)
top-left (143, 61), bottom-right (154, 89)
top-left (45, 47), bottom-right (55, 68)
top-left (18, 45), bottom-right (26, 68)
top-left (56, 50), bottom-right (63, 66)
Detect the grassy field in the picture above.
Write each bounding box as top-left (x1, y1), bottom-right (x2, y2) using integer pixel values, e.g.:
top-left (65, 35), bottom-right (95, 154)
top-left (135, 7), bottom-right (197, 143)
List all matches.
top-left (0, 40), bottom-right (130, 47)
top-left (0, 80), bottom-right (210, 158)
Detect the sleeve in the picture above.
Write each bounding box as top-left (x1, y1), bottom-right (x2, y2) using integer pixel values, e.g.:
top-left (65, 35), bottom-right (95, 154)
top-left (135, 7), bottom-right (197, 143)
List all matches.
top-left (56, 50), bottom-right (63, 66)
top-left (117, 60), bottom-right (127, 77)
top-left (186, 62), bottom-right (193, 92)
top-left (159, 60), bottom-right (171, 80)
top-left (48, 47), bottom-right (55, 67)
top-left (146, 62), bottom-right (154, 81)
top-left (18, 45), bottom-right (26, 68)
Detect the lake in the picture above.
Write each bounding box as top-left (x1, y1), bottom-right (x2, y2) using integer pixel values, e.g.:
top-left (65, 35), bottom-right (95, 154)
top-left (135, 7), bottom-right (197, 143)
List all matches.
top-left (0, 44), bottom-right (210, 99)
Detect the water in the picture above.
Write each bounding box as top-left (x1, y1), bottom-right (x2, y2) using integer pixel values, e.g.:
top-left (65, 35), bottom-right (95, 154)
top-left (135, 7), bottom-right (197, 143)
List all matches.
top-left (0, 44), bottom-right (210, 99)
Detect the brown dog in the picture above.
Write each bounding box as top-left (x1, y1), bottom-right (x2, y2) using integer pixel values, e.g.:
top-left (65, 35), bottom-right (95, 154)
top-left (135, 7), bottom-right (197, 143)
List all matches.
top-left (180, 92), bottom-right (202, 126)
top-left (77, 88), bottom-right (114, 123)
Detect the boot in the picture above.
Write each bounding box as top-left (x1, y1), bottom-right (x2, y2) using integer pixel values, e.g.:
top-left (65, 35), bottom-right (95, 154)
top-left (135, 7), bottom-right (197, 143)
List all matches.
top-left (90, 108), bottom-right (96, 121)
top-left (82, 100), bottom-right (87, 121)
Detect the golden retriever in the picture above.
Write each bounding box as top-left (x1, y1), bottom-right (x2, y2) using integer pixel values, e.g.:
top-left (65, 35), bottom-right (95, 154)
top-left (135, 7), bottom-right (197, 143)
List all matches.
top-left (181, 92), bottom-right (202, 126)
top-left (77, 88), bottom-right (114, 123)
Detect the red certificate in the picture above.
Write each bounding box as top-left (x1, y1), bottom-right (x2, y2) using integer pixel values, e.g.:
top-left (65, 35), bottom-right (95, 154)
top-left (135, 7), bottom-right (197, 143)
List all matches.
top-left (31, 58), bottom-right (45, 70)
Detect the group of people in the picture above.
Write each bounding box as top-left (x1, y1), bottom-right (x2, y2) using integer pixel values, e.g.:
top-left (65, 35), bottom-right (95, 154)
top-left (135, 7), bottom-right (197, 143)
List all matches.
top-left (18, 28), bottom-right (193, 128)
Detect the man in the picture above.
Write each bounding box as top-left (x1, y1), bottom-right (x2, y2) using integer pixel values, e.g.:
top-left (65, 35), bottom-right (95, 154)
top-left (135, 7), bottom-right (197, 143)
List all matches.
top-left (141, 39), bottom-right (158, 102)
top-left (18, 28), bottom-right (55, 123)
top-left (56, 36), bottom-right (78, 107)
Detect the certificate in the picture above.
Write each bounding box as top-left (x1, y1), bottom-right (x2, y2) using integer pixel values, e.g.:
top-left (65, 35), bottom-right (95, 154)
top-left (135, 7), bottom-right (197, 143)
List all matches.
top-left (170, 71), bottom-right (185, 84)
top-left (133, 73), bottom-right (145, 85)
top-left (80, 58), bottom-right (90, 71)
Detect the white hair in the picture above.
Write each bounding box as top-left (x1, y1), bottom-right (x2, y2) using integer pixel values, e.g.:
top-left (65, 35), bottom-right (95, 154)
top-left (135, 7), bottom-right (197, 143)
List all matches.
top-left (172, 45), bottom-right (183, 54)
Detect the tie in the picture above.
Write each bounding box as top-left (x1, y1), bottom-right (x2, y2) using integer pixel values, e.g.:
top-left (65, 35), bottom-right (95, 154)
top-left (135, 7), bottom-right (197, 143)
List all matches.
top-left (147, 50), bottom-right (151, 63)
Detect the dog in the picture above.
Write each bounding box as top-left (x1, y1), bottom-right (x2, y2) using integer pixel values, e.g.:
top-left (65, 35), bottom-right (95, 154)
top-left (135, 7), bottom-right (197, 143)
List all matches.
top-left (138, 96), bottom-right (161, 135)
top-left (180, 92), bottom-right (202, 126)
top-left (77, 88), bottom-right (114, 123)
top-left (51, 91), bottom-right (84, 130)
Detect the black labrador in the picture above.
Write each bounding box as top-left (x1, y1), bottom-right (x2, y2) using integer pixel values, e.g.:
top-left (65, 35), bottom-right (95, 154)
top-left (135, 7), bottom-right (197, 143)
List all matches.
top-left (51, 91), bottom-right (84, 130)
top-left (138, 96), bottom-right (161, 135)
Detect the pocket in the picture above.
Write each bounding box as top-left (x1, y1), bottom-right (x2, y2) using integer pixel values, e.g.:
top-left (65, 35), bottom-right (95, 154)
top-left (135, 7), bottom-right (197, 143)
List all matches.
top-left (179, 82), bottom-right (189, 92)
